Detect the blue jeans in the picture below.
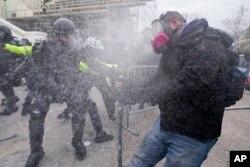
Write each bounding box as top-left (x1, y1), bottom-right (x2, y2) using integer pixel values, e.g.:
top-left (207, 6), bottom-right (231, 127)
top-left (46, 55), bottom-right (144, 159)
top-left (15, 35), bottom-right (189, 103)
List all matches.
top-left (126, 116), bottom-right (217, 167)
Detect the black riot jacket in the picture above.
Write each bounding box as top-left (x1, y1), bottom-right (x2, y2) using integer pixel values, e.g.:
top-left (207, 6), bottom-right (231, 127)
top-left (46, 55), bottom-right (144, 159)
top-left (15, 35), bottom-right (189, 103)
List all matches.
top-left (0, 39), bottom-right (21, 85)
top-left (32, 40), bottom-right (93, 99)
top-left (146, 19), bottom-right (237, 140)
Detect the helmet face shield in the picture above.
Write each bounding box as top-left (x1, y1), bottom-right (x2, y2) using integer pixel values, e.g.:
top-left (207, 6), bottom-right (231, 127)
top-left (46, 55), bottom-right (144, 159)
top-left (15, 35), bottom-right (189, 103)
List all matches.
top-left (59, 31), bottom-right (82, 50)
top-left (53, 18), bottom-right (77, 34)
top-left (152, 19), bottom-right (164, 37)
top-left (52, 18), bottom-right (82, 50)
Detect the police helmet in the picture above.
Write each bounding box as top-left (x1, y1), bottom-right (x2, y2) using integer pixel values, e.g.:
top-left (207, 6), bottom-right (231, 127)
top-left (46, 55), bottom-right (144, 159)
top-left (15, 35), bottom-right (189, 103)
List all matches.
top-left (52, 18), bottom-right (78, 34)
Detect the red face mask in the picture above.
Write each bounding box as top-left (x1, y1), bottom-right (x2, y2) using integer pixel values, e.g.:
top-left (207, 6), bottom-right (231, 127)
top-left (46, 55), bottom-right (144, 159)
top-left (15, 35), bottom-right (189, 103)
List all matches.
top-left (151, 19), bottom-right (171, 54)
top-left (151, 32), bottom-right (170, 54)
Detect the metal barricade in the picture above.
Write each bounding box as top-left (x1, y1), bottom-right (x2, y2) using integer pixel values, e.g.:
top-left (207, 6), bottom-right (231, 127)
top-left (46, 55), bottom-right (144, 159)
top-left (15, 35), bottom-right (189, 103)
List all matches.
top-left (117, 65), bottom-right (158, 167)
top-left (127, 65), bottom-right (158, 86)
top-left (125, 65), bottom-right (158, 127)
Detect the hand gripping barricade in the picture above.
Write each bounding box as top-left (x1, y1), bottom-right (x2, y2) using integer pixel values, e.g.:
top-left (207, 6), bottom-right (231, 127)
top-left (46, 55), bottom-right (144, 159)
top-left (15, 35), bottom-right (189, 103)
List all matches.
top-left (125, 65), bottom-right (159, 125)
top-left (115, 65), bottom-right (158, 167)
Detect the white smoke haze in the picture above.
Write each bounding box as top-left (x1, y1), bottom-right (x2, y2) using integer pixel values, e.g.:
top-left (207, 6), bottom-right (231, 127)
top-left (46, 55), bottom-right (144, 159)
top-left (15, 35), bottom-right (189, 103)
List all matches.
top-left (70, 2), bottom-right (159, 69)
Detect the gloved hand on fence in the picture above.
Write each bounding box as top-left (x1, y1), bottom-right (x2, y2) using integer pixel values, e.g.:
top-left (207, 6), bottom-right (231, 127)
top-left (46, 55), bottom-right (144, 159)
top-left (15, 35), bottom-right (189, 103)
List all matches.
top-left (141, 86), bottom-right (159, 105)
top-left (114, 78), bottom-right (154, 106)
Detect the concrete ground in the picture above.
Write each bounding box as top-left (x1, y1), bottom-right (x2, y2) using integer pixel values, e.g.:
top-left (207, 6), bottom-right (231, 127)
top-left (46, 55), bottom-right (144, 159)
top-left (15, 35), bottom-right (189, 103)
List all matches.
top-left (0, 86), bottom-right (250, 167)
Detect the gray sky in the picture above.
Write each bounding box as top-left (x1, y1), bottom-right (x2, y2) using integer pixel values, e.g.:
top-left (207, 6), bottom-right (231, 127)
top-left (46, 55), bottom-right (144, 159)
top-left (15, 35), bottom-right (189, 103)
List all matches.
top-left (157, 0), bottom-right (250, 30)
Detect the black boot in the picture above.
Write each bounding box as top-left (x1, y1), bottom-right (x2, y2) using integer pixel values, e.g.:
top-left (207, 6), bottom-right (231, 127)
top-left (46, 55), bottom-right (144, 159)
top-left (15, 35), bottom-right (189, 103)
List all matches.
top-left (95, 131), bottom-right (114, 143)
top-left (0, 94), bottom-right (19, 115)
top-left (72, 140), bottom-right (86, 160)
top-left (25, 148), bottom-right (44, 167)
top-left (87, 102), bottom-right (114, 143)
top-left (0, 106), bottom-right (18, 115)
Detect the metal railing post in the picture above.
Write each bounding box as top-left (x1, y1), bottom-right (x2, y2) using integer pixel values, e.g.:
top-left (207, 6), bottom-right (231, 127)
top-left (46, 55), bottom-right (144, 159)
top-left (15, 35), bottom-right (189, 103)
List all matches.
top-left (225, 106), bottom-right (250, 111)
top-left (117, 104), bottom-right (123, 167)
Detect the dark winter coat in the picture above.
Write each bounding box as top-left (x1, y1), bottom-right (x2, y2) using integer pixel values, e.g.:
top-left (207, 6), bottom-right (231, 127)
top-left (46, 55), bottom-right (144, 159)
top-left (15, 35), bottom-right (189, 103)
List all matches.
top-left (146, 19), bottom-right (237, 140)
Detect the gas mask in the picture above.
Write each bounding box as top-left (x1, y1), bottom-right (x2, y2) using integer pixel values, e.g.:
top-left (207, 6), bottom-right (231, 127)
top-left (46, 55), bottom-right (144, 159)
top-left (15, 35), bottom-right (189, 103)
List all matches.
top-left (151, 19), bottom-right (171, 54)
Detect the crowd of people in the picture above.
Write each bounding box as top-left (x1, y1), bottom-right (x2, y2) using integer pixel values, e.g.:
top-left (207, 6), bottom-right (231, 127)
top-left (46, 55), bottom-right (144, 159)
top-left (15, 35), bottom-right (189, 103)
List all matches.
top-left (0, 10), bottom-right (249, 167)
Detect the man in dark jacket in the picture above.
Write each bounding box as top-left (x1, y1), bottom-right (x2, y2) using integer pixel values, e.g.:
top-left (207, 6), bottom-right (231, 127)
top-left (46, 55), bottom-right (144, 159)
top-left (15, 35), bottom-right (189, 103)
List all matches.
top-left (126, 11), bottom-right (237, 167)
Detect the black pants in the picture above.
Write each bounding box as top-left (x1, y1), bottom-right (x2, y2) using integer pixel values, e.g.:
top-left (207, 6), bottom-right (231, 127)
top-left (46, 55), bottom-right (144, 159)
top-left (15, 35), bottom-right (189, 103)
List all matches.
top-left (28, 91), bottom-right (101, 153)
top-left (62, 77), bottom-right (116, 120)
top-left (0, 84), bottom-right (18, 108)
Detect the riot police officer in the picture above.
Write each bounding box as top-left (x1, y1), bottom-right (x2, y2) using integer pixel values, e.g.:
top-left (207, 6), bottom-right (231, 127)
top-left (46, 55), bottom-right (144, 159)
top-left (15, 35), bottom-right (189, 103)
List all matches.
top-left (0, 25), bottom-right (21, 115)
top-left (84, 37), bottom-right (117, 121)
top-left (25, 18), bottom-right (113, 167)
top-left (57, 37), bottom-right (117, 121)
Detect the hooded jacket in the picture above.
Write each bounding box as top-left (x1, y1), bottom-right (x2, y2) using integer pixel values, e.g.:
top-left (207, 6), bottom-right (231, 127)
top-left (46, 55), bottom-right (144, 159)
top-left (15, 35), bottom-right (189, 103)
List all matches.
top-left (147, 19), bottom-right (237, 140)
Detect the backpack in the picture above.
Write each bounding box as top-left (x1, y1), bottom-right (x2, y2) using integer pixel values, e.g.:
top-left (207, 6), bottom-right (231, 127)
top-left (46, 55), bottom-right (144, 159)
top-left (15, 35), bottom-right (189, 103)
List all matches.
top-left (224, 51), bottom-right (249, 107)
